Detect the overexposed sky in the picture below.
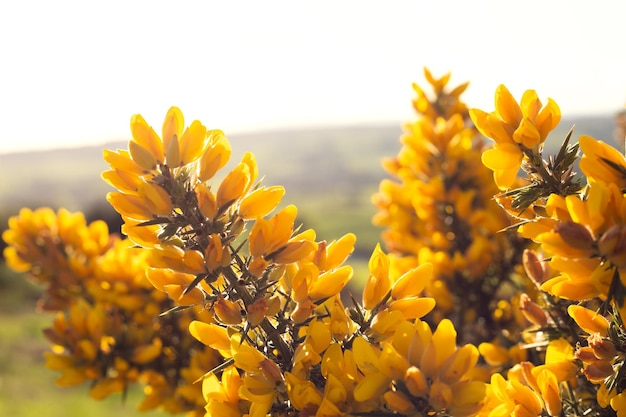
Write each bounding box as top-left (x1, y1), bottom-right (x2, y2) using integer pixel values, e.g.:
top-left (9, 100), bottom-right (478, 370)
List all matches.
top-left (0, 0), bottom-right (624, 154)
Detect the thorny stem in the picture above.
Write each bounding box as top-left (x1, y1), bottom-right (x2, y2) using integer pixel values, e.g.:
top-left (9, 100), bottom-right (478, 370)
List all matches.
top-left (220, 265), bottom-right (293, 370)
top-left (524, 147), bottom-right (565, 193)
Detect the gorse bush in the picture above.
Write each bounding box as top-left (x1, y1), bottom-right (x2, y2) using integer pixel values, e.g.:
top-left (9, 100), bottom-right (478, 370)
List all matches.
top-left (4, 68), bottom-right (626, 417)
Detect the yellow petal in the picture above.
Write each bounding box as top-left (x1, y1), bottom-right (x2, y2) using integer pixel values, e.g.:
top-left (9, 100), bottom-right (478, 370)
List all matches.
top-left (513, 117), bottom-right (542, 148)
top-left (391, 262), bottom-right (432, 299)
top-left (481, 143), bottom-right (522, 170)
top-left (130, 113), bottom-right (164, 163)
top-left (129, 140), bottom-right (158, 171)
top-left (536, 98), bottom-right (561, 141)
top-left (363, 243), bottom-right (391, 309)
top-left (439, 344), bottom-right (479, 384)
top-left (162, 106), bottom-right (184, 158)
top-left (101, 169), bottom-right (142, 193)
top-left (353, 372), bottom-right (390, 402)
top-left (198, 130), bottom-right (231, 181)
top-left (308, 265), bottom-right (353, 301)
top-left (239, 186), bottom-right (285, 219)
top-left (137, 182), bottom-right (172, 216)
top-left (537, 369), bottom-right (561, 416)
top-left (131, 338), bottom-right (162, 364)
top-left (216, 162), bottom-right (251, 210)
top-left (322, 233), bottom-right (356, 270)
top-left (106, 192), bottom-right (151, 220)
top-left (495, 84), bottom-right (522, 126)
top-left (272, 240), bottom-right (316, 264)
top-left (567, 305), bottom-right (609, 335)
top-left (179, 120), bottom-right (207, 165)
top-left (189, 320), bottom-right (231, 355)
top-left (388, 296), bottom-right (435, 319)
top-left (520, 89), bottom-right (541, 121)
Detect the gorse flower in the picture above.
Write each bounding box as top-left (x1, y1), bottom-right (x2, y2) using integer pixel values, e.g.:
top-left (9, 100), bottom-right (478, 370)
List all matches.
top-left (372, 69), bottom-right (529, 344)
top-left (2, 208), bottom-right (219, 415)
top-left (99, 104), bottom-right (491, 417)
top-left (473, 84), bottom-right (626, 416)
top-left (470, 85), bottom-right (561, 190)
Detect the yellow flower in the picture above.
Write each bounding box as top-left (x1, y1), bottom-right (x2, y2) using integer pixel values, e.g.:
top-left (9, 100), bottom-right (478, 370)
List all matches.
top-left (129, 113), bottom-right (164, 170)
top-left (312, 233), bottom-right (356, 272)
top-left (238, 185), bottom-right (285, 219)
top-left (480, 143), bottom-right (524, 190)
top-left (213, 295), bottom-right (243, 325)
top-left (284, 372), bottom-right (323, 412)
top-left (567, 305), bottom-right (610, 335)
top-left (362, 243), bottom-right (391, 309)
top-left (189, 320), bottom-right (231, 356)
top-left (579, 135), bottom-right (626, 188)
top-left (203, 366), bottom-right (244, 417)
top-left (248, 205), bottom-right (316, 275)
top-left (197, 130), bottom-right (231, 181)
top-left (532, 338), bottom-right (577, 382)
top-left (470, 85), bottom-right (561, 189)
top-left (610, 391), bottom-right (626, 417)
top-left (216, 158), bottom-right (254, 210)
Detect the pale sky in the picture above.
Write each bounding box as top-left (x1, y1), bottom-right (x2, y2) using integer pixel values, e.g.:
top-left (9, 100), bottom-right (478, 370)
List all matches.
top-left (0, 0), bottom-right (624, 154)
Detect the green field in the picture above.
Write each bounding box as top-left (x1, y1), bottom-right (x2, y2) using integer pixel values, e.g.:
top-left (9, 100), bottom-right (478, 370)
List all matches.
top-left (0, 117), bottom-right (616, 415)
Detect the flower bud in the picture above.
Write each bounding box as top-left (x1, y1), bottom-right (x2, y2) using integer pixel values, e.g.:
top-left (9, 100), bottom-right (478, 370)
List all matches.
top-left (574, 346), bottom-right (601, 364)
top-left (554, 221), bottom-right (594, 250)
top-left (384, 390), bottom-right (413, 413)
top-left (214, 295), bottom-right (243, 325)
top-left (519, 293), bottom-right (548, 326)
top-left (272, 240), bottom-right (316, 264)
top-left (583, 360), bottom-right (614, 383)
top-left (216, 162), bottom-right (250, 210)
top-left (197, 130), bottom-right (231, 182)
top-left (195, 183), bottom-right (217, 221)
top-left (522, 249), bottom-right (549, 285)
top-left (247, 298), bottom-right (270, 327)
top-left (588, 332), bottom-right (617, 361)
top-left (404, 366), bottom-right (428, 397)
top-left (259, 359), bottom-right (284, 383)
top-left (205, 234), bottom-right (231, 271)
top-left (598, 225), bottom-right (626, 268)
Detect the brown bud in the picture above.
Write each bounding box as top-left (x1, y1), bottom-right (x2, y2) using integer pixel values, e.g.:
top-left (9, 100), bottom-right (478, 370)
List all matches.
top-left (259, 359), bottom-right (284, 383)
top-left (519, 293), bottom-right (548, 327)
top-left (588, 332), bottom-right (617, 361)
top-left (522, 249), bottom-right (549, 285)
top-left (583, 360), bottom-right (614, 383)
top-left (598, 225), bottom-right (626, 268)
top-left (247, 298), bottom-right (270, 327)
top-left (214, 295), bottom-right (243, 325)
top-left (575, 346), bottom-right (601, 364)
top-left (554, 221), bottom-right (595, 250)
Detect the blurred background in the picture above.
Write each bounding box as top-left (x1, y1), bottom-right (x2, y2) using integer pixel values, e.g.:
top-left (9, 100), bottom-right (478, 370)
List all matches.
top-left (1, 1), bottom-right (624, 415)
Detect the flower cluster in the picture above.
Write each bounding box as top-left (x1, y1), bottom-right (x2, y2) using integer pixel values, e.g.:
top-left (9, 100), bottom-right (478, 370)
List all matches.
top-left (372, 69), bottom-right (529, 344)
top-left (473, 84), bottom-right (626, 416)
top-left (2, 207), bottom-right (219, 415)
top-left (94, 105), bottom-right (493, 417)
